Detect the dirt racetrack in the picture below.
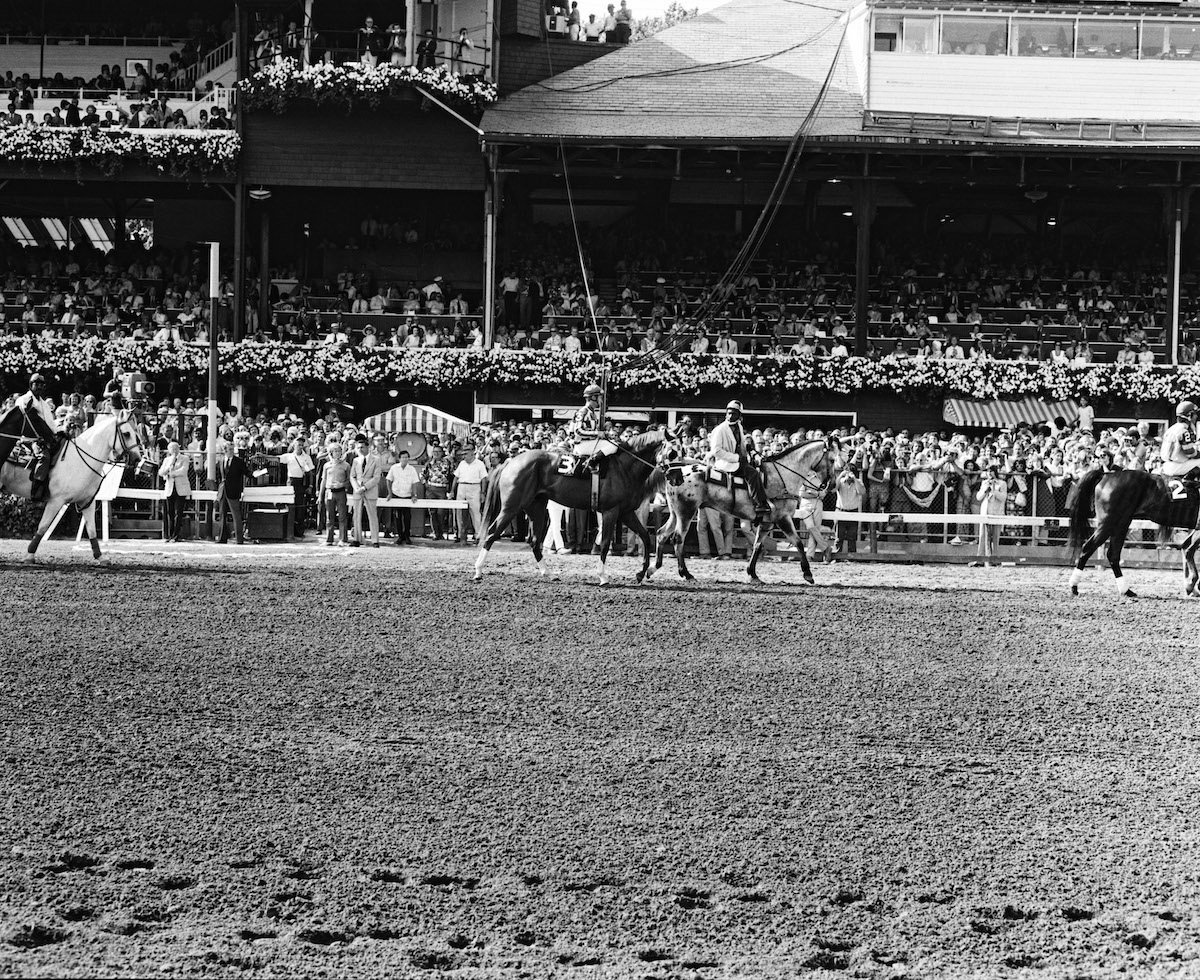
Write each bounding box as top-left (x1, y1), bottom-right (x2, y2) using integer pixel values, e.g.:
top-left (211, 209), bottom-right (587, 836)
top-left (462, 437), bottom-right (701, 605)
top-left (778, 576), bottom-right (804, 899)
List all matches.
top-left (2, 538), bottom-right (1200, 979)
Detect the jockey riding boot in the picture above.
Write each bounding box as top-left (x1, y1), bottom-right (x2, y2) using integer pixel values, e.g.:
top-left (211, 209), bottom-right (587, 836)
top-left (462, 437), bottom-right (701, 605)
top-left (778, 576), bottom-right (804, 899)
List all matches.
top-left (31, 449), bottom-right (53, 502)
top-left (745, 467), bottom-right (770, 522)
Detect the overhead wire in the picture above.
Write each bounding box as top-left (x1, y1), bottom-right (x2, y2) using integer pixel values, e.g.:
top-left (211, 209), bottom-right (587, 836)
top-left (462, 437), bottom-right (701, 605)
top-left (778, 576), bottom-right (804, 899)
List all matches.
top-left (616, 8), bottom-right (851, 374)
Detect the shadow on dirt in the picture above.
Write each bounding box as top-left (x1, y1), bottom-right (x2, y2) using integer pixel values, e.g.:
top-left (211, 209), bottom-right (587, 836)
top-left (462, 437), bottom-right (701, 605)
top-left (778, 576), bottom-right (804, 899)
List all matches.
top-left (0, 561), bottom-right (255, 577)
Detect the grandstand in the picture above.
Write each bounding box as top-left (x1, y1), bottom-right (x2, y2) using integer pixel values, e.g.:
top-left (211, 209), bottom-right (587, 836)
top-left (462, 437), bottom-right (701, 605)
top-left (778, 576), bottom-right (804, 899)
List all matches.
top-left (0, 0), bottom-right (1198, 430)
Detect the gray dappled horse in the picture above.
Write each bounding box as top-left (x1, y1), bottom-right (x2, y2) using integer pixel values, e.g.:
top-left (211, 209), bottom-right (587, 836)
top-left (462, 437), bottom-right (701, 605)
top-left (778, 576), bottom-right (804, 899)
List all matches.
top-left (655, 438), bottom-right (842, 583)
top-left (475, 430), bottom-right (668, 586)
top-left (0, 410), bottom-right (145, 560)
top-left (1067, 466), bottom-right (1185, 599)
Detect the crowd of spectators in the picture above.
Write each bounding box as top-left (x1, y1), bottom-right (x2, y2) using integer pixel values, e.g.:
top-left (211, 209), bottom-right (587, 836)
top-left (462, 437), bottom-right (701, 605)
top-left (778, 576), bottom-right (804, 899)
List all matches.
top-left (492, 226), bottom-right (1196, 362)
top-left (0, 229), bottom-right (1197, 363)
top-left (547, 0), bottom-right (634, 43)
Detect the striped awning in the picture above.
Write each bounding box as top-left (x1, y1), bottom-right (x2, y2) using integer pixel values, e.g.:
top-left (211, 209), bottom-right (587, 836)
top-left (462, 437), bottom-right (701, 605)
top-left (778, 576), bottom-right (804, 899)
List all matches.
top-left (943, 397), bottom-right (1080, 430)
top-left (359, 403), bottom-right (471, 438)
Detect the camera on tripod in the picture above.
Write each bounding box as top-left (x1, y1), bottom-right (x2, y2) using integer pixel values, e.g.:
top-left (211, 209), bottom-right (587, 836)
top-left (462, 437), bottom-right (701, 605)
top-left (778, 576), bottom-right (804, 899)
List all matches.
top-left (120, 371), bottom-right (155, 408)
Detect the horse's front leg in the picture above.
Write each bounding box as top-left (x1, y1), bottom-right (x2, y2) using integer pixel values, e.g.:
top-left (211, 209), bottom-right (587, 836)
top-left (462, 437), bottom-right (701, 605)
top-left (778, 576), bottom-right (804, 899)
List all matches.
top-left (621, 508), bottom-right (652, 584)
top-left (81, 502), bottom-right (102, 560)
top-left (1107, 520), bottom-right (1135, 598)
top-left (777, 513), bottom-right (815, 584)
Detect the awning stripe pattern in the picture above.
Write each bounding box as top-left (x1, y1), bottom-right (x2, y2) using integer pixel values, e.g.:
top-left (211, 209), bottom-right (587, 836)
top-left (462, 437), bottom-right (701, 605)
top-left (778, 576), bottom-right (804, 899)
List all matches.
top-left (360, 403), bottom-right (472, 438)
top-left (942, 397), bottom-right (1080, 430)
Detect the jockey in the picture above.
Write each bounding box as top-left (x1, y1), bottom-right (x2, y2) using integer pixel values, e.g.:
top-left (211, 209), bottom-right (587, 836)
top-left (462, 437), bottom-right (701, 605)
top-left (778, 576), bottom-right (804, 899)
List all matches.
top-left (1160, 400), bottom-right (1200, 478)
top-left (568, 382), bottom-right (607, 472)
top-left (708, 399), bottom-right (770, 520)
top-left (14, 373), bottom-right (62, 500)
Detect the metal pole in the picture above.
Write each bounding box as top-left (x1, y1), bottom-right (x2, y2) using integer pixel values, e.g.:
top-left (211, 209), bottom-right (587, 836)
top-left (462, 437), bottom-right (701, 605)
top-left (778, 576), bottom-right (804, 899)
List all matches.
top-left (259, 206), bottom-right (270, 339)
top-left (1171, 191), bottom-right (1183, 364)
top-left (206, 242), bottom-right (220, 491)
top-left (482, 148), bottom-right (498, 350)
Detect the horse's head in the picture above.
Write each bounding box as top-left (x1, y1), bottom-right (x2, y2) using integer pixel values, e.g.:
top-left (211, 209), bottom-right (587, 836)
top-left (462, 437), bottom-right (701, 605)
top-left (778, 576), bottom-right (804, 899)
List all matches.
top-left (115, 409), bottom-right (145, 468)
top-left (656, 432), bottom-right (683, 468)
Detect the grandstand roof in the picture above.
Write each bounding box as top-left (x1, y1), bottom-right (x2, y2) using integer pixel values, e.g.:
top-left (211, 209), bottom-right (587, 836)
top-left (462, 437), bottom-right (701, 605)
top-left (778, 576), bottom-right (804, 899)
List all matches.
top-left (482, 0), bottom-right (866, 145)
top-left (482, 0), bottom-right (1200, 150)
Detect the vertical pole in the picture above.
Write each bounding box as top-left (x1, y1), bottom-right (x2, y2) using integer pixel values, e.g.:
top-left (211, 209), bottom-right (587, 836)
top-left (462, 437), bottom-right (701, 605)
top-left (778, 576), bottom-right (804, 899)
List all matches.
top-left (482, 147), bottom-right (498, 350)
top-left (207, 242), bottom-right (220, 491)
top-left (38, 0), bottom-right (45, 83)
top-left (232, 180), bottom-right (245, 341)
top-left (854, 178), bottom-right (873, 357)
top-left (406, 0), bottom-right (417, 66)
top-left (259, 205), bottom-right (270, 340)
top-left (1170, 188), bottom-right (1183, 364)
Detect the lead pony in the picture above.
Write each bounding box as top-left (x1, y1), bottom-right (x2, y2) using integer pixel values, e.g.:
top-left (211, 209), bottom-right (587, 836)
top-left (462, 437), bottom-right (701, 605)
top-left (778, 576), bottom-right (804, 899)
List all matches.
top-left (1066, 466), bottom-right (1186, 598)
top-left (655, 438), bottom-right (842, 583)
top-left (0, 410), bottom-right (145, 560)
top-left (475, 429), bottom-right (668, 585)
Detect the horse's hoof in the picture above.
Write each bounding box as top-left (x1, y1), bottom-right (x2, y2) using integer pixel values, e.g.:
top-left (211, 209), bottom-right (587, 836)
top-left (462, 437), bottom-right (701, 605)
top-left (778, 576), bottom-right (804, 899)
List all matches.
top-left (747, 573), bottom-right (761, 584)
top-left (472, 572), bottom-right (482, 582)
top-left (1124, 589), bottom-right (1138, 599)
top-left (803, 572), bottom-right (815, 585)
top-left (1070, 585), bottom-right (1078, 596)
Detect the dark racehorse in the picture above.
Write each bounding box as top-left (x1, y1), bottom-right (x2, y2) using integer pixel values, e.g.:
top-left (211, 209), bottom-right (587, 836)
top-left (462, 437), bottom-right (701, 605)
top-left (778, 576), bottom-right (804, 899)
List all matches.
top-left (1067, 466), bottom-right (1188, 598)
top-left (0, 402), bottom-right (57, 472)
top-left (475, 430), bottom-right (668, 585)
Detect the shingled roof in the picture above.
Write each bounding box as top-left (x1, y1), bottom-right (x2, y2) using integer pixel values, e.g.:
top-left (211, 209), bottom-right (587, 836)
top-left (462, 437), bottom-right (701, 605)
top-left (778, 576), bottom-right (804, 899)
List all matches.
top-left (482, 0), bottom-right (866, 144)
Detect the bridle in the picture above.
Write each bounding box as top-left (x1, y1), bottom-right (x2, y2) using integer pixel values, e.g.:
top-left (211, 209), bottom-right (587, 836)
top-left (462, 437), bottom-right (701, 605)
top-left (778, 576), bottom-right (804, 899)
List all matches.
top-left (762, 444), bottom-right (835, 500)
top-left (70, 413), bottom-right (144, 481)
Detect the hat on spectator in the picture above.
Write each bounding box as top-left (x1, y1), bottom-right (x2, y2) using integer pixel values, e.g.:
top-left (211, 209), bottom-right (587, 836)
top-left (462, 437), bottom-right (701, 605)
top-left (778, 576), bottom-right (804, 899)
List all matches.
top-left (354, 433), bottom-right (369, 444)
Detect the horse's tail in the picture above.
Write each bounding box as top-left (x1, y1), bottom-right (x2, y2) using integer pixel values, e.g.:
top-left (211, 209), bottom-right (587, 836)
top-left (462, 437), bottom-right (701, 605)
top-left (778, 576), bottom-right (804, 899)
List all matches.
top-left (481, 461), bottom-right (506, 531)
top-left (1067, 467), bottom-right (1105, 552)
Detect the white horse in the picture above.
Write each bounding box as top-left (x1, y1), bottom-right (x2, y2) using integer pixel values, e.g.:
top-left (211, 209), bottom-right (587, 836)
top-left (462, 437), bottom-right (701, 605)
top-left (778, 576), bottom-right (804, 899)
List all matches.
top-left (654, 438), bottom-right (842, 583)
top-left (0, 410), bottom-right (145, 561)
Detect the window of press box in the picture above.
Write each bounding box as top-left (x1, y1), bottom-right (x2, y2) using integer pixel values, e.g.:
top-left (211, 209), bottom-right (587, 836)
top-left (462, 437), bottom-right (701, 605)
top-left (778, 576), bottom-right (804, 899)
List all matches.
top-left (901, 16), bottom-right (937, 54)
top-left (940, 17), bottom-right (1008, 55)
top-left (1076, 19), bottom-right (1138, 59)
top-left (873, 15), bottom-right (901, 52)
top-left (1142, 21), bottom-right (1200, 59)
top-left (1012, 18), bottom-right (1075, 57)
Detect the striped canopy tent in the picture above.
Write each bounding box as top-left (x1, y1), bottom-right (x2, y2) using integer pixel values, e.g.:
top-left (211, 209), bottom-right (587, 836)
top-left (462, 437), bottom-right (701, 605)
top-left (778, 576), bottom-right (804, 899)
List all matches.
top-left (943, 397), bottom-right (1080, 430)
top-left (360, 403), bottom-right (472, 438)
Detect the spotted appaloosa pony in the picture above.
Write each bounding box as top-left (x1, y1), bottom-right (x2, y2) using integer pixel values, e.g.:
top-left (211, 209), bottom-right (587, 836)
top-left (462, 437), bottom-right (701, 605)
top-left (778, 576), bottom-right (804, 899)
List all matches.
top-left (475, 429), bottom-right (667, 586)
top-left (654, 438), bottom-right (842, 584)
top-left (1067, 466), bottom-right (1183, 599)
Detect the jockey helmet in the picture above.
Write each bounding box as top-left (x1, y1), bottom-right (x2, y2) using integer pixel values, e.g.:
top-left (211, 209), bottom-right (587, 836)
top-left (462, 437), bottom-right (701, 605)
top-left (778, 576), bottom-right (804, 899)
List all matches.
top-left (1178, 400), bottom-right (1198, 419)
top-left (726, 399), bottom-right (744, 414)
top-left (584, 383), bottom-right (602, 398)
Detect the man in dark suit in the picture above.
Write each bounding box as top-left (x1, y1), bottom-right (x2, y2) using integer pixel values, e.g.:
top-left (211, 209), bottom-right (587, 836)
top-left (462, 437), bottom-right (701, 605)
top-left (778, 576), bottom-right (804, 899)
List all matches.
top-left (216, 437), bottom-right (249, 544)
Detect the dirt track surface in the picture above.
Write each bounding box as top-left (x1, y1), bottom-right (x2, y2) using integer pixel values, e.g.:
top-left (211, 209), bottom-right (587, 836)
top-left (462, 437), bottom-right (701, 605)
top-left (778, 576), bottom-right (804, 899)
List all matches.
top-left (2, 538), bottom-right (1200, 979)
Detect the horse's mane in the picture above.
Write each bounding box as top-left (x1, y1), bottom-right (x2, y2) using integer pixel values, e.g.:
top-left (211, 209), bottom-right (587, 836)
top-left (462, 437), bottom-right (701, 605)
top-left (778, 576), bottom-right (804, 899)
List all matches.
top-left (761, 438), bottom-right (827, 464)
top-left (624, 429), bottom-right (665, 454)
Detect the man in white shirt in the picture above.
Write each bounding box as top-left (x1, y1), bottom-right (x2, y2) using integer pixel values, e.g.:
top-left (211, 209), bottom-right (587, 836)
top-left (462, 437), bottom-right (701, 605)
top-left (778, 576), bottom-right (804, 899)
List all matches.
top-left (279, 435), bottom-right (315, 537)
top-left (451, 445), bottom-right (489, 543)
top-left (386, 450), bottom-right (420, 544)
top-left (563, 325), bottom-right (583, 354)
top-left (945, 338), bottom-right (965, 359)
top-left (153, 323), bottom-right (182, 343)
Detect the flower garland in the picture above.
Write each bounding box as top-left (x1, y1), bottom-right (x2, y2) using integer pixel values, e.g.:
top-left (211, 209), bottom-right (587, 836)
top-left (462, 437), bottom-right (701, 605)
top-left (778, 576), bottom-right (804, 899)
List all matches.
top-left (237, 57), bottom-right (498, 115)
top-left (2, 339), bottom-right (1196, 403)
top-left (0, 128), bottom-right (240, 179)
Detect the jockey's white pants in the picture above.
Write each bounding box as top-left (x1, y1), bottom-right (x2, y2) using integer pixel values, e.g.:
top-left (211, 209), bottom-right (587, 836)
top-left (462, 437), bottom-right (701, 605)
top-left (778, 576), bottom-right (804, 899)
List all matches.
top-left (1161, 459), bottom-right (1200, 477)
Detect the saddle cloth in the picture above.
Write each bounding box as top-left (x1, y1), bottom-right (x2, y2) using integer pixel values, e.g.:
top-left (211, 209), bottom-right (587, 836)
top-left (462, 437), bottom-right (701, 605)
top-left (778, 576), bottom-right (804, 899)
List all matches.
top-left (1167, 480), bottom-right (1200, 528)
